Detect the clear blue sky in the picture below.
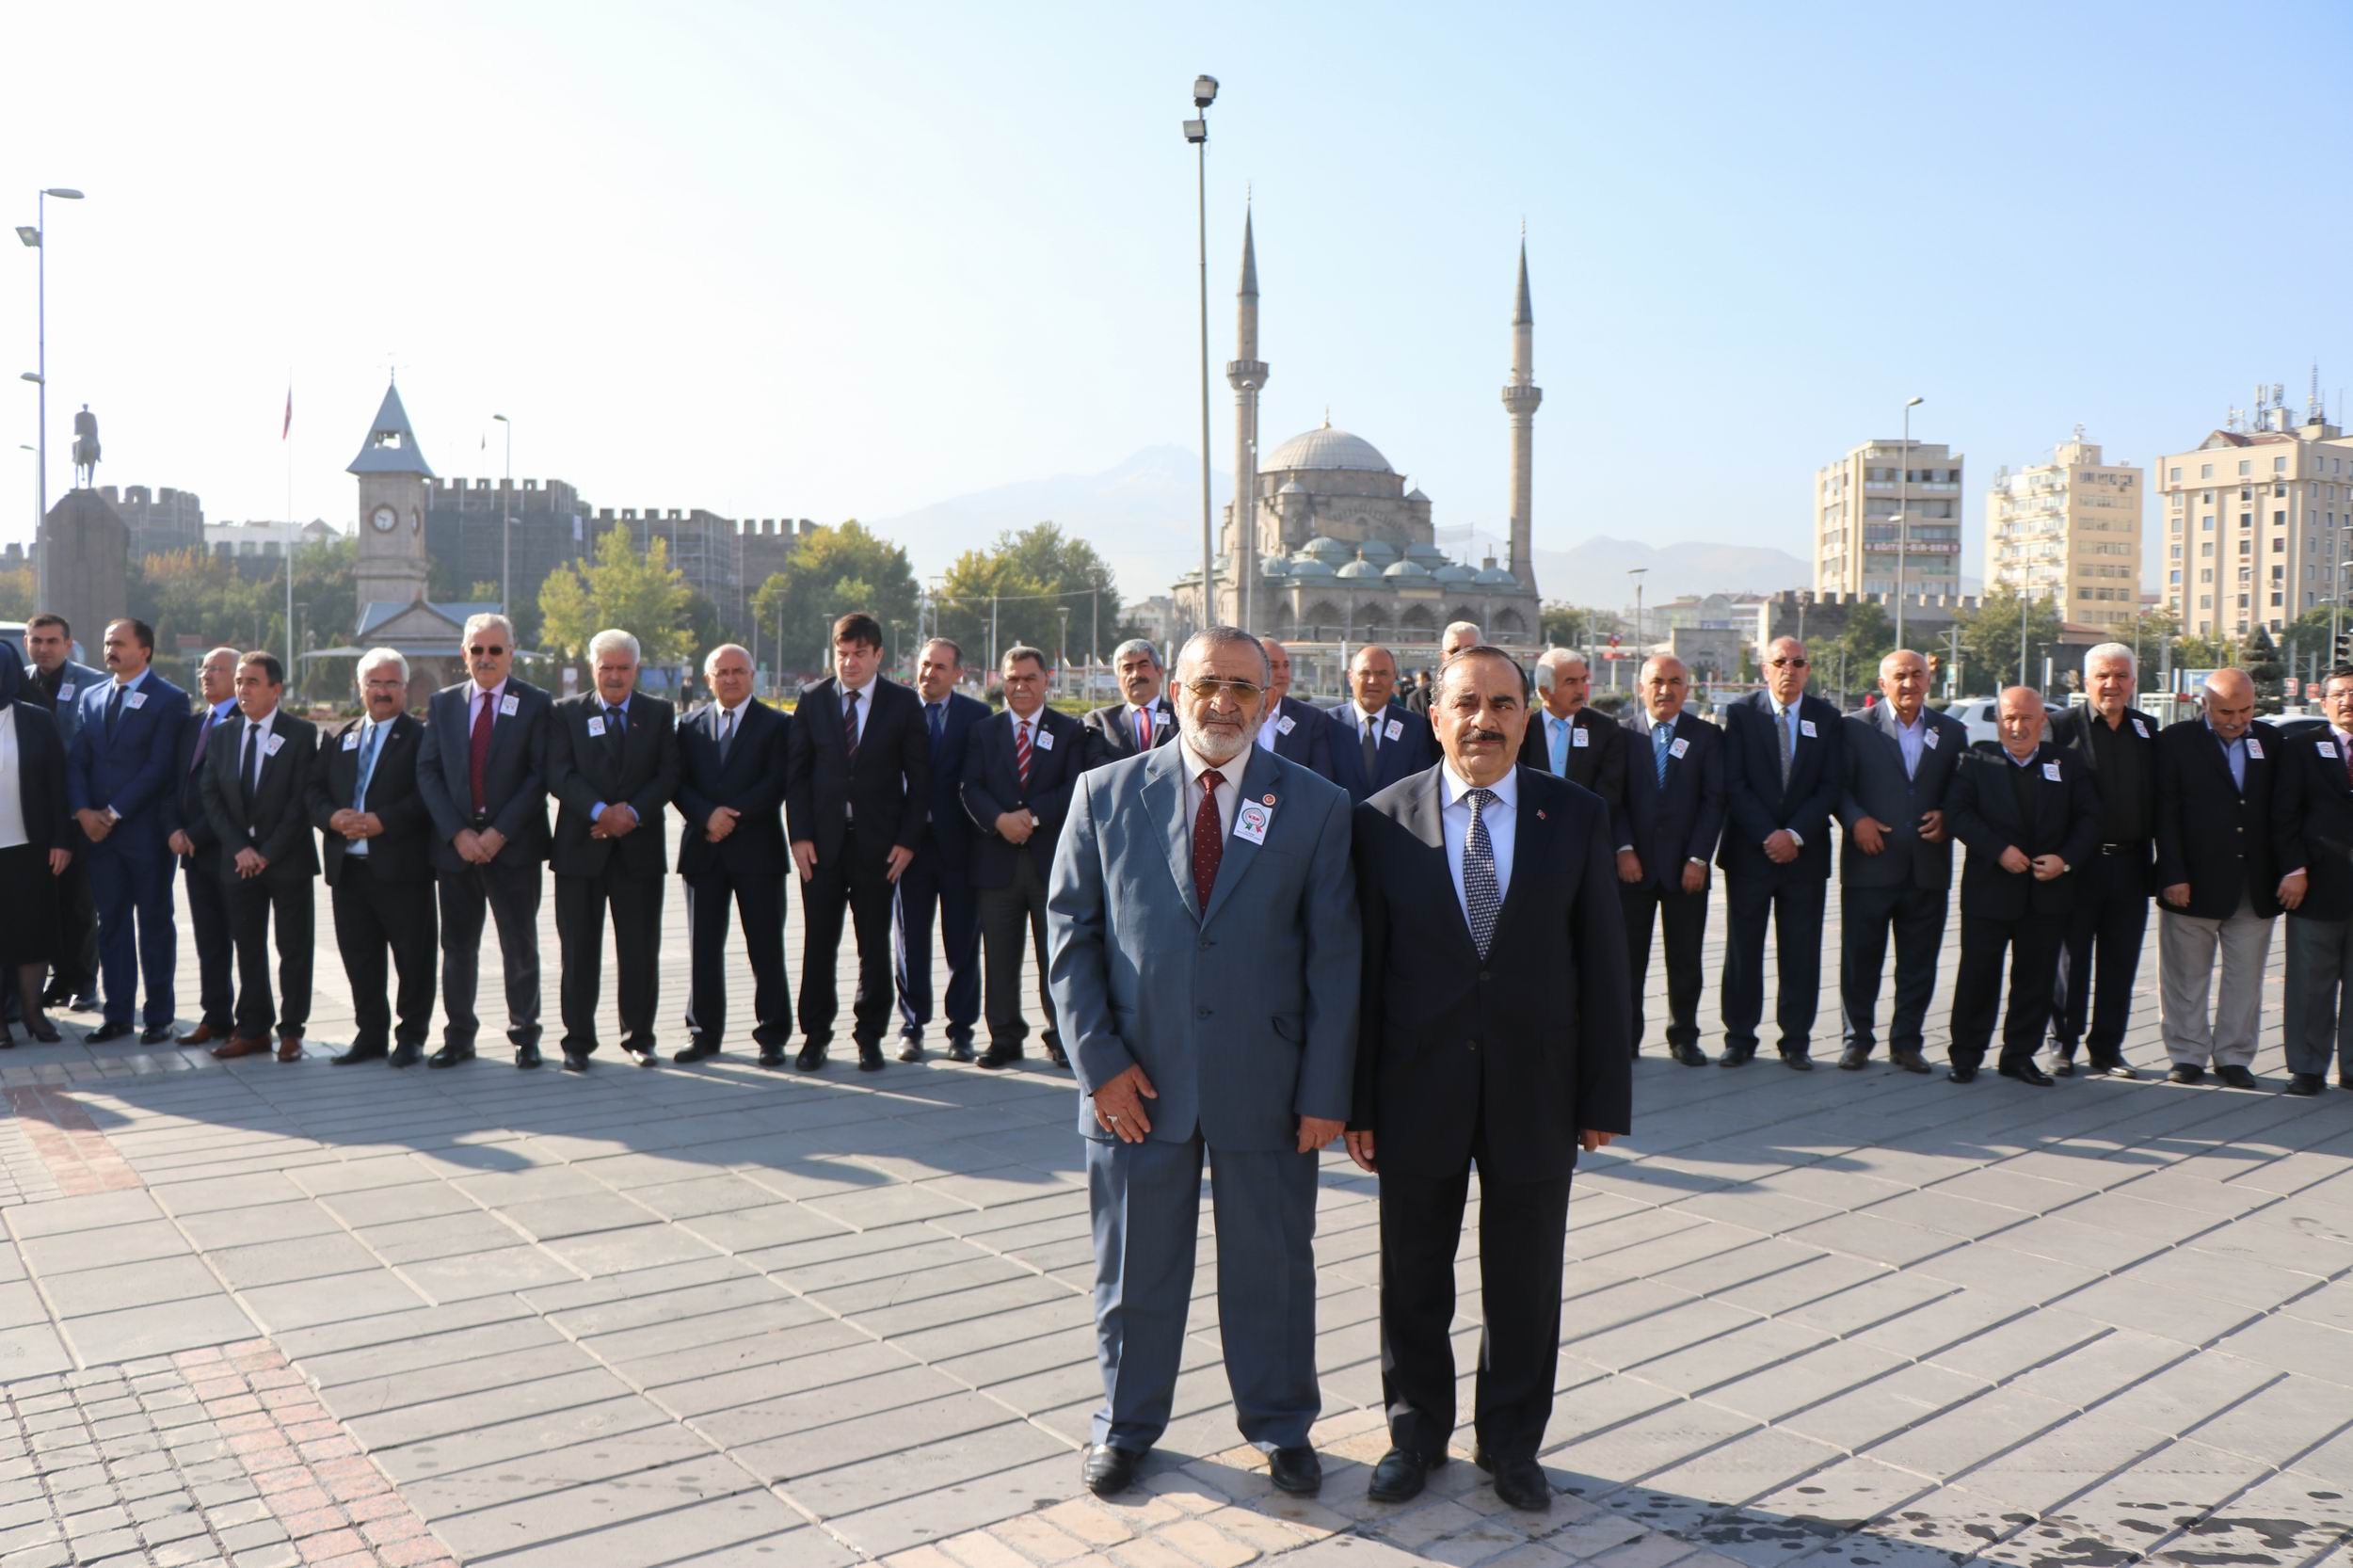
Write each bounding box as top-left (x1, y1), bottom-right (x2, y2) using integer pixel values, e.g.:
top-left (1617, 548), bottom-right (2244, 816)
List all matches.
top-left (5, 0), bottom-right (2348, 600)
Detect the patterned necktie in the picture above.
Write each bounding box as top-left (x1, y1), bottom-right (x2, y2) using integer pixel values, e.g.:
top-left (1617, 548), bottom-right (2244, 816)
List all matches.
top-left (843, 688), bottom-right (860, 759)
top-left (1464, 787), bottom-right (1501, 960)
top-left (1016, 718), bottom-right (1032, 790)
top-left (1192, 770), bottom-right (1224, 912)
top-left (1654, 722), bottom-right (1672, 786)
top-left (1778, 705), bottom-right (1795, 787)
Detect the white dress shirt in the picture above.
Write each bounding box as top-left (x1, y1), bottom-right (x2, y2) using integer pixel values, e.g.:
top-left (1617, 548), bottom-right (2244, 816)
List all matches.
top-left (238, 708), bottom-right (280, 794)
top-left (1180, 742), bottom-right (1240, 849)
top-left (0, 707), bottom-right (25, 851)
top-left (1127, 701), bottom-right (1162, 750)
top-left (1256, 703), bottom-right (1286, 752)
top-left (347, 713), bottom-right (391, 857)
top-left (1439, 762), bottom-right (1516, 921)
top-left (1353, 702), bottom-right (1391, 744)
top-left (1767, 696), bottom-right (1805, 845)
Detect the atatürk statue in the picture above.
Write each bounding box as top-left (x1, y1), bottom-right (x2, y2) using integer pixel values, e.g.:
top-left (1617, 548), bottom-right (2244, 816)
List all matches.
top-left (71, 405), bottom-right (100, 488)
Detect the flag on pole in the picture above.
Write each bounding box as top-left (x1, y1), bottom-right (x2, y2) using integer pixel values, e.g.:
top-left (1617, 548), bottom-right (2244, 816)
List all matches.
top-left (281, 384), bottom-right (292, 440)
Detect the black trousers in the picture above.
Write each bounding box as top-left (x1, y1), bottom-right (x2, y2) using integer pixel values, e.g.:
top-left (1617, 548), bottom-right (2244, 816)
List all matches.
top-left (556, 862), bottom-right (664, 1055)
top-left (437, 859), bottom-right (543, 1050)
top-left (227, 873), bottom-right (312, 1038)
top-left (1949, 909), bottom-right (2064, 1067)
top-left (1621, 880), bottom-right (1707, 1051)
top-left (54, 851), bottom-right (98, 998)
top-left (893, 849), bottom-right (980, 1044)
top-left (183, 856), bottom-right (234, 1032)
top-left (1720, 872), bottom-right (1827, 1055)
top-left (797, 824), bottom-right (897, 1045)
top-left (331, 859), bottom-right (437, 1052)
top-left (684, 867), bottom-right (789, 1050)
top-left (1379, 1130), bottom-right (1573, 1461)
top-left (2051, 850), bottom-right (2150, 1064)
top-left (978, 853), bottom-right (1060, 1055)
top-left (1840, 881), bottom-right (1949, 1058)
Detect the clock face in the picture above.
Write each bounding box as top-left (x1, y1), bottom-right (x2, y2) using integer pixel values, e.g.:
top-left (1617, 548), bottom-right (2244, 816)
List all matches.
top-left (371, 505), bottom-right (398, 534)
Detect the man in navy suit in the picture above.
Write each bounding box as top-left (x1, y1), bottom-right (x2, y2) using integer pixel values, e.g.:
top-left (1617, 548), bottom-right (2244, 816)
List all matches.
top-left (1519, 649), bottom-right (1626, 834)
top-left (164, 648), bottom-right (241, 1048)
top-left (674, 645), bottom-right (792, 1065)
top-left (24, 614), bottom-right (104, 1011)
top-left (1618, 655), bottom-right (1724, 1065)
top-left (1323, 644), bottom-right (1436, 804)
top-left (1080, 639), bottom-right (1176, 772)
top-left (1716, 637), bottom-right (1845, 1069)
top-left (962, 647), bottom-right (1084, 1069)
top-left (894, 637), bottom-right (987, 1062)
top-left (69, 618), bottom-right (189, 1044)
top-left (1253, 638), bottom-right (1334, 778)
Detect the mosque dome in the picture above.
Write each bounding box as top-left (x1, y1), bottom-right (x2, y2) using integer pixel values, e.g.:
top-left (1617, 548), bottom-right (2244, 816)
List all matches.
top-left (1383, 560), bottom-right (1433, 580)
top-left (1263, 424), bottom-right (1394, 474)
top-left (1474, 564), bottom-right (1521, 586)
top-left (1336, 556), bottom-right (1386, 582)
top-left (1433, 563), bottom-right (1479, 584)
top-left (1300, 536), bottom-right (1351, 563)
top-left (1405, 541), bottom-right (1449, 567)
top-left (1288, 558), bottom-right (1337, 579)
top-left (1259, 555), bottom-right (1290, 578)
top-left (1354, 538), bottom-right (1400, 564)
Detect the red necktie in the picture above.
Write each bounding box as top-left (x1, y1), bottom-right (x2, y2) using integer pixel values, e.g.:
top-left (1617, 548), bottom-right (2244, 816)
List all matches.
top-left (1193, 770), bottom-right (1224, 911)
top-left (1016, 719), bottom-right (1032, 789)
top-left (1136, 707), bottom-right (1153, 751)
top-left (469, 689), bottom-right (494, 814)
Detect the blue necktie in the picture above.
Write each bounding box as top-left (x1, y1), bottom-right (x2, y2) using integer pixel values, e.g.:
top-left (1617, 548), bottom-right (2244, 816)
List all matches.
top-left (927, 702), bottom-right (944, 756)
top-left (1654, 723), bottom-right (1672, 786)
top-left (104, 684), bottom-right (125, 741)
top-left (1548, 716), bottom-right (1570, 776)
top-left (1464, 788), bottom-right (1500, 960)
top-left (355, 722), bottom-right (384, 811)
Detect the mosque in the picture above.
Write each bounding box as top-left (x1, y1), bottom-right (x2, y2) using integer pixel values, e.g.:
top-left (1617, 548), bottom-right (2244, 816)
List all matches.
top-left (1172, 212), bottom-right (1545, 679)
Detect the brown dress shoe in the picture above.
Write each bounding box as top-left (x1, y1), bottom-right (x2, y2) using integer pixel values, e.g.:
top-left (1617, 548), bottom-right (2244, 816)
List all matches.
top-left (209, 1036), bottom-right (269, 1060)
top-left (176, 1024), bottom-right (221, 1048)
top-left (276, 1036), bottom-right (304, 1063)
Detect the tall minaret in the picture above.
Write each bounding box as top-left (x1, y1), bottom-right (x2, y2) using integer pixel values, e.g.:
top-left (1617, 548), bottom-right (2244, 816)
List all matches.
top-left (1501, 235), bottom-right (1542, 587)
top-left (1227, 204), bottom-right (1269, 630)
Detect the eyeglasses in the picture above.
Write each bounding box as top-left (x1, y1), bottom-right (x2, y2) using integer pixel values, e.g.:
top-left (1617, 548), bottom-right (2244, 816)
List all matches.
top-left (1769, 658), bottom-right (1809, 669)
top-left (467, 645), bottom-right (506, 657)
top-left (1182, 679), bottom-right (1263, 702)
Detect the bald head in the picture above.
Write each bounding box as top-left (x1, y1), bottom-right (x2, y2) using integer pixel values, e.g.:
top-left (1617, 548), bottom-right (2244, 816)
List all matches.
top-left (1349, 644), bottom-right (1399, 712)
top-left (2202, 667), bottom-right (2255, 741)
top-left (1640, 655), bottom-right (1689, 723)
top-left (1995, 685), bottom-right (2044, 760)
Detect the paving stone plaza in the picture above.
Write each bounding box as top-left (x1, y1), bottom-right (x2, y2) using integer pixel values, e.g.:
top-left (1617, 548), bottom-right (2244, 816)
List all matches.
top-left (0, 872), bottom-right (2345, 1568)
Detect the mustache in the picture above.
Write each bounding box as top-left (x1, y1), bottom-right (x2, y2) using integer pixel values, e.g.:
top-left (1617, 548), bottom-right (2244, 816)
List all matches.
top-left (1460, 727), bottom-right (1506, 744)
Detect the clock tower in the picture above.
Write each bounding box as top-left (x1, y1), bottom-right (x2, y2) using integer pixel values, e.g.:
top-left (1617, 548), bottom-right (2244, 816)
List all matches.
top-left (347, 378), bottom-right (433, 612)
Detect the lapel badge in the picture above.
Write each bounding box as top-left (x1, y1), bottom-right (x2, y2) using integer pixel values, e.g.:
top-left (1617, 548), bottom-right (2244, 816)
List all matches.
top-left (1262, 793), bottom-right (1276, 805)
top-left (1537, 808), bottom-right (1546, 820)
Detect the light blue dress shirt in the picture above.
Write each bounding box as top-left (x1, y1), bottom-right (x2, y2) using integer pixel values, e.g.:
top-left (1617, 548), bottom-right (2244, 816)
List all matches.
top-left (2206, 718), bottom-right (2247, 792)
top-left (1439, 763), bottom-right (1517, 922)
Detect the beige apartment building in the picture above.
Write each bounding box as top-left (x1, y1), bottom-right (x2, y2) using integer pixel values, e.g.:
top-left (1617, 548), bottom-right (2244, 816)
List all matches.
top-left (1985, 434), bottom-right (2142, 633)
top-left (1813, 439), bottom-right (1965, 600)
top-left (2159, 391), bottom-right (2353, 640)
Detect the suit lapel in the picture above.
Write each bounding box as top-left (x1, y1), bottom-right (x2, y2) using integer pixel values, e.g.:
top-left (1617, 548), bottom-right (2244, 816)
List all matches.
top-left (1146, 745), bottom-right (1198, 920)
top-left (1200, 745), bottom-right (1278, 928)
top-left (1406, 768), bottom-right (1479, 961)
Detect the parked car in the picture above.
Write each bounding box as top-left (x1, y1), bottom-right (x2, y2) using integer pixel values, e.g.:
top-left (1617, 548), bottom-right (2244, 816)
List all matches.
top-left (1940, 696), bottom-right (2062, 747)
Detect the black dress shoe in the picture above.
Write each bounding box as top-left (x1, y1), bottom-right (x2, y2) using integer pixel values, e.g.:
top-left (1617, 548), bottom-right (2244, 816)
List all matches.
top-left (1998, 1060), bottom-right (2056, 1087)
top-left (561, 1050), bottom-right (590, 1072)
top-left (1782, 1051), bottom-right (1813, 1071)
top-left (1669, 1042), bottom-right (1712, 1067)
top-left (795, 1040), bottom-right (828, 1071)
top-left (389, 1043), bottom-right (422, 1068)
top-left (514, 1043), bottom-right (542, 1069)
top-left (329, 1046), bottom-right (387, 1066)
top-left (1486, 1454), bottom-right (1551, 1513)
top-left (1891, 1047), bottom-right (1932, 1075)
top-left (428, 1043), bottom-right (475, 1068)
top-left (1266, 1445), bottom-right (1321, 1496)
top-left (1718, 1044), bottom-right (1756, 1067)
top-left (1082, 1444), bottom-right (1144, 1496)
top-left (2087, 1059), bottom-right (2137, 1080)
top-left (2051, 1056), bottom-right (2077, 1078)
top-left (896, 1036), bottom-right (923, 1064)
top-left (623, 1045), bottom-right (657, 1068)
top-left (2169, 1063), bottom-right (2204, 1085)
top-left (2339, 1074), bottom-right (2353, 1090)
top-left (138, 1025), bottom-right (174, 1046)
top-left (978, 1043), bottom-right (1023, 1069)
top-left (758, 1047), bottom-right (786, 1068)
top-left (2285, 1072), bottom-right (2325, 1096)
top-left (1367, 1447), bottom-right (1443, 1504)
top-left (1837, 1046), bottom-right (1870, 1070)
top-left (674, 1041), bottom-right (720, 1064)
top-left (1946, 1064), bottom-right (1978, 1084)
top-left (856, 1039), bottom-right (885, 1072)
top-left (2216, 1064), bottom-right (2261, 1090)
top-left (1045, 1045), bottom-right (1069, 1069)
top-left (85, 1021), bottom-right (133, 1044)
top-left (945, 1039), bottom-right (975, 1064)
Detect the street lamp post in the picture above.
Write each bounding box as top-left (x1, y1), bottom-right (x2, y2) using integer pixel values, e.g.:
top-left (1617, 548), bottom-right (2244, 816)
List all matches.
top-left (1058, 604), bottom-right (1071, 697)
top-left (2333, 559), bottom-right (2353, 667)
top-left (16, 187), bottom-right (83, 543)
top-left (492, 413), bottom-right (513, 616)
top-left (1627, 567), bottom-right (1649, 675)
top-left (1895, 394), bottom-right (1923, 648)
top-left (1184, 75), bottom-right (1218, 632)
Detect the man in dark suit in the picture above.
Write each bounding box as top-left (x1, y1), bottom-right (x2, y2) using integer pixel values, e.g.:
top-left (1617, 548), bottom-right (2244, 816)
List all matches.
top-left (1835, 649), bottom-right (1968, 1073)
top-left (2153, 668), bottom-right (2289, 1088)
top-left (785, 611), bottom-right (930, 1072)
top-left (962, 647), bottom-right (1084, 1069)
top-left (23, 614), bottom-right (104, 1011)
top-left (311, 649), bottom-right (437, 1068)
top-left (1521, 649), bottom-right (1626, 826)
top-left (545, 629), bottom-right (681, 1071)
top-left (68, 617), bottom-right (189, 1044)
top-left (2044, 644), bottom-right (2159, 1079)
top-left (1945, 686), bottom-right (2101, 1085)
top-left (1618, 655), bottom-right (1724, 1065)
top-left (198, 653), bottom-right (318, 1061)
top-left (164, 648), bottom-right (241, 1048)
top-left (1716, 637), bottom-right (1845, 1069)
top-left (674, 645), bottom-right (792, 1066)
top-left (894, 637), bottom-right (987, 1062)
top-left (1254, 638), bottom-right (1334, 778)
top-left (2275, 665), bottom-right (2353, 1095)
top-left (415, 613), bottom-right (554, 1068)
top-left (1080, 638), bottom-right (1176, 772)
top-left (1324, 644), bottom-right (1437, 804)
top-left (1348, 646), bottom-right (1631, 1512)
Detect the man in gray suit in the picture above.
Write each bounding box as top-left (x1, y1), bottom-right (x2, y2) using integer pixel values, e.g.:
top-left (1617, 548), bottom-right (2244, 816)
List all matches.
top-left (1048, 625), bottom-right (1359, 1501)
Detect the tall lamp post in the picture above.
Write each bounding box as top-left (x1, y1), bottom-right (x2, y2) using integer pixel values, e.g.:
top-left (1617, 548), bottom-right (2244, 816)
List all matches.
top-left (492, 413), bottom-right (513, 616)
top-left (2333, 558), bottom-right (2353, 668)
top-left (1894, 394), bottom-right (1924, 648)
top-left (1627, 567), bottom-right (1649, 681)
top-left (15, 187), bottom-right (83, 540)
top-left (1184, 75), bottom-right (1218, 632)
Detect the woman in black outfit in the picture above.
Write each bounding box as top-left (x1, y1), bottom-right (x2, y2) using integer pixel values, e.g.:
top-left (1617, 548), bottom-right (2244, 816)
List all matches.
top-left (0, 643), bottom-right (72, 1045)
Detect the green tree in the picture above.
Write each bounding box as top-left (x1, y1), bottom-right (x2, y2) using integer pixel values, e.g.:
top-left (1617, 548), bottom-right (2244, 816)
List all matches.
top-left (1540, 600), bottom-right (1624, 649)
top-left (0, 566), bottom-right (36, 623)
top-left (129, 549), bottom-right (273, 656)
top-left (2246, 624), bottom-right (2284, 712)
top-left (537, 524), bottom-right (695, 664)
top-left (1957, 587), bottom-right (2065, 694)
top-left (748, 520), bottom-right (921, 674)
top-left (935, 523), bottom-right (1123, 672)
top-left (1815, 600), bottom-right (1893, 700)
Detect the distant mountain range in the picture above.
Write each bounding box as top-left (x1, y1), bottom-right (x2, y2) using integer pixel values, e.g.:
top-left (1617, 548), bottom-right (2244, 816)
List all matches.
top-left (1527, 536), bottom-right (1812, 605)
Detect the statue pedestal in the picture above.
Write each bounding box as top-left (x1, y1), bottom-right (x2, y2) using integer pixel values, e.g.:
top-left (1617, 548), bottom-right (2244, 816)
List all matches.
top-left (38, 489), bottom-right (130, 650)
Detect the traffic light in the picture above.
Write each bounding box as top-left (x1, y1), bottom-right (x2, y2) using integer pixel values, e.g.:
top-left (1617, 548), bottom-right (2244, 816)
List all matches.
top-left (2337, 627), bottom-right (2353, 666)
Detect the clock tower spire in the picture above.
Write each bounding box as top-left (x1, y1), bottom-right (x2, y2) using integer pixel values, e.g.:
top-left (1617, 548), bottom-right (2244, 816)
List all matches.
top-left (347, 378), bottom-right (434, 612)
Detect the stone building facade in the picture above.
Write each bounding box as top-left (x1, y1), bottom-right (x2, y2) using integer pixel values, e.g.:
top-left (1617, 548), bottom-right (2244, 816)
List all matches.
top-left (96, 485), bottom-right (205, 561)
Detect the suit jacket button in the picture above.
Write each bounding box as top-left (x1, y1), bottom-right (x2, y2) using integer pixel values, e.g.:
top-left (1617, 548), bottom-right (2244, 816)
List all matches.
top-left (1465, 1039), bottom-right (1480, 1050)
top-left (1199, 938), bottom-right (1213, 951)
top-left (1197, 1007), bottom-right (1212, 1019)
top-left (1479, 970), bottom-right (1491, 982)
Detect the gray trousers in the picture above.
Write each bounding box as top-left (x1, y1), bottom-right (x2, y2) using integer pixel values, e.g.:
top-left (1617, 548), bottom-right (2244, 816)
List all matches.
top-left (2157, 895), bottom-right (2271, 1067)
top-left (2282, 915), bottom-right (2353, 1079)
top-left (1086, 1133), bottom-right (1320, 1454)
top-left (436, 861), bottom-right (544, 1050)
